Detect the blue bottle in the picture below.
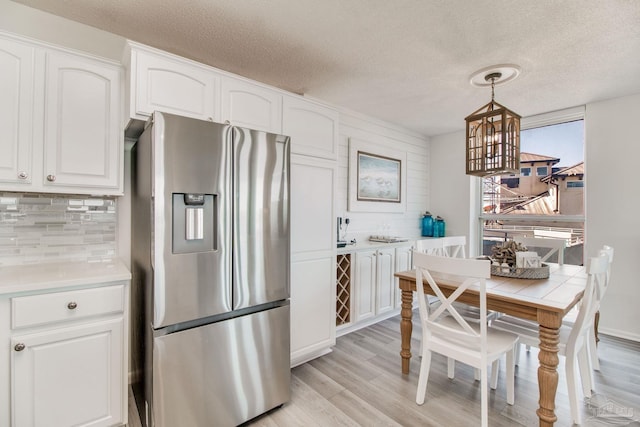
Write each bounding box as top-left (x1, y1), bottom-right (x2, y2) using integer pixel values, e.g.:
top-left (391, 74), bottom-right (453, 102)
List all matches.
top-left (421, 212), bottom-right (433, 237)
top-left (434, 216), bottom-right (445, 237)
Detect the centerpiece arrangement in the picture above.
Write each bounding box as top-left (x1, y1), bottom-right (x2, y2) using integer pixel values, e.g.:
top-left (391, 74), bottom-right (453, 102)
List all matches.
top-left (489, 240), bottom-right (550, 279)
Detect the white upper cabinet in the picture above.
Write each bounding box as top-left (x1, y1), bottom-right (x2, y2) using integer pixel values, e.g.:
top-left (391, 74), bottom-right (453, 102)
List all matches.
top-left (283, 95), bottom-right (339, 160)
top-left (43, 52), bottom-right (122, 191)
top-left (221, 76), bottom-right (282, 134)
top-left (129, 45), bottom-right (220, 122)
top-left (0, 33), bottom-right (123, 195)
top-left (0, 38), bottom-right (34, 186)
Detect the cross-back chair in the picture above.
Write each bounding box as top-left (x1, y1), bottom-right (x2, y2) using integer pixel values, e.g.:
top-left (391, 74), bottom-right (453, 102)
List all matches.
top-left (413, 251), bottom-right (519, 427)
top-left (513, 236), bottom-right (567, 265)
top-left (491, 253), bottom-right (609, 425)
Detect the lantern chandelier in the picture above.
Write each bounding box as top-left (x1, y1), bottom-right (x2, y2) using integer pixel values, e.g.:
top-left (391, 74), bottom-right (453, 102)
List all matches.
top-left (465, 65), bottom-right (521, 177)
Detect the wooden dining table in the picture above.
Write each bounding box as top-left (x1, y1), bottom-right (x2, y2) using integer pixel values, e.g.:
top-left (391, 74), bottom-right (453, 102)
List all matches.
top-left (395, 263), bottom-right (588, 427)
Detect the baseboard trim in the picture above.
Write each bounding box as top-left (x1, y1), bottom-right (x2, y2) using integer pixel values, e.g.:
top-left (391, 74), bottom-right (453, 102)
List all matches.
top-left (599, 327), bottom-right (640, 343)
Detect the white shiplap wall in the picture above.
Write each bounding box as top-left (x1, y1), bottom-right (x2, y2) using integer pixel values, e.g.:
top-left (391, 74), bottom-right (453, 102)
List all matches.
top-left (335, 109), bottom-right (430, 243)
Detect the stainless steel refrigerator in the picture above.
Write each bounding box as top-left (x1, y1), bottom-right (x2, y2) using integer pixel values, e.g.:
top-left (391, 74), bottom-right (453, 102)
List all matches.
top-left (131, 111), bottom-right (290, 427)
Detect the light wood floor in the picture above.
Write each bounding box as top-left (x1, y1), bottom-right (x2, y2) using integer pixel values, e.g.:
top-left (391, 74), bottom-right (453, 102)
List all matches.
top-left (128, 314), bottom-right (640, 426)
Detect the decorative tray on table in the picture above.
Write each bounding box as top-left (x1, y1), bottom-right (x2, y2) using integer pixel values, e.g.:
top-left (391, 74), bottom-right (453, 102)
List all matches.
top-left (486, 240), bottom-right (550, 279)
top-left (490, 263), bottom-right (550, 279)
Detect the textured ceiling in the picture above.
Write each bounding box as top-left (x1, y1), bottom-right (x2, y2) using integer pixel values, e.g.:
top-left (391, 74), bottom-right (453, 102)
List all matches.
top-left (10, 0), bottom-right (640, 137)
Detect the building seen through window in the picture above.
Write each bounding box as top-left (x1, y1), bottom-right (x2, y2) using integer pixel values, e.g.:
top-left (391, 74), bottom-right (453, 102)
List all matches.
top-left (481, 119), bottom-right (585, 265)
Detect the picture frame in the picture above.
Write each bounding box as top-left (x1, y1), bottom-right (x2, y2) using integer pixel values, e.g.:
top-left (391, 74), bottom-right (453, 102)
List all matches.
top-left (348, 138), bottom-right (407, 213)
top-left (356, 151), bottom-right (401, 203)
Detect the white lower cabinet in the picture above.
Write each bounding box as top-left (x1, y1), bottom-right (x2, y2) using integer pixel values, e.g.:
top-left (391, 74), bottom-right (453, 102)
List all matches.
top-left (12, 318), bottom-right (124, 427)
top-left (354, 247), bottom-right (396, 322)
top-left (338, 243), bottom-right (414, 335)
top-left (290, 254), bottom-right (335, 366)
top-left (1, 279), bottom-right (129, 427)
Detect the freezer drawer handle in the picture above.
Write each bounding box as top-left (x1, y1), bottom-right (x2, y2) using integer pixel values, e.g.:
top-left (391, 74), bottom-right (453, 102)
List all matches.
top-left (67, 301), bottom-right (78, 310)
top-left (14, 343), bottom-right (25, 352)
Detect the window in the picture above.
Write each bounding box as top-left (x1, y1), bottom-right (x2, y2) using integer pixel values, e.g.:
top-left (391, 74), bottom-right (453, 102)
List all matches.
top-left (479, 107), bottom-right (585, 265)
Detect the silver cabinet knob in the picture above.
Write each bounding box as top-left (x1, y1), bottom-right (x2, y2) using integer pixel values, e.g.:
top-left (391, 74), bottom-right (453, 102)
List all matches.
top-left (46, 174), bottom-right (56, 182)
top-left (67, 301), bottom-right (77, 310)
top-left (14, 343), bottom-right (25, 352)
top-left (18, 171), bottom-right (28, 179)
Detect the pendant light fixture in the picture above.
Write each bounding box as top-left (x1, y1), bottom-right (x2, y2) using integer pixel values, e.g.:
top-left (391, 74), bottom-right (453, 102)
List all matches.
top-left (465, 67), bottom-right (521, 177)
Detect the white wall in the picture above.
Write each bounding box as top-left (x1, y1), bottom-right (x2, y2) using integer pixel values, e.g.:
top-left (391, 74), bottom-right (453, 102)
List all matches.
top-left (429, 130), bottom-right (480, 254)
top-left (585, 93), bottom-right (640, 341)
top-left (336, 110), bottom-right (429, 242)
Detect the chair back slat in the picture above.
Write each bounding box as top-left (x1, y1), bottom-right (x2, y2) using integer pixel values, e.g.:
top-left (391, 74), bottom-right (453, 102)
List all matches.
top-left (598, 245), bottom-right (614, 299)
top-left (514, 236), bottom-right (567, 265)
top-left (414, 251), bottom-right (491, 349)
top-left (441, 235), bottom-right (467, 259)
top-left (567, 253), bottom-right (608, 348)
top-left (415, 238), bottom-right (445, 256)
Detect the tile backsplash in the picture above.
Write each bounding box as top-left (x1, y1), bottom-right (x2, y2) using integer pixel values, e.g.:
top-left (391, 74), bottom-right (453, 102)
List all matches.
top-left (0, 192), bottom-right (117, 266)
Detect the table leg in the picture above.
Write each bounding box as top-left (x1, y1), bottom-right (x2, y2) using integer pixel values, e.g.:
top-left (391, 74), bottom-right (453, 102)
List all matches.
top-left (537, 314), bottom-right (561, 426)
top-left (400, 288), bottom-right (413, 374)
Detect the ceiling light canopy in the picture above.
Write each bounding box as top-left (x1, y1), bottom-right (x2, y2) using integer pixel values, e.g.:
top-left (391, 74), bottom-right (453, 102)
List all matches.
top-left (465, 67), bottom-right (521, 177)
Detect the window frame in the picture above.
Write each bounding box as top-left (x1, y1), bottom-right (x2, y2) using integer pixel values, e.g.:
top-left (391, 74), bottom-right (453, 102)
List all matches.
top-left (474, 106), bottom-right (586, 256)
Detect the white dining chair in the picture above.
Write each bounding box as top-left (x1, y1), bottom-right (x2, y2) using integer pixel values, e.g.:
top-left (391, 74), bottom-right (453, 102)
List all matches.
top-left (513, 236), bottom-right (567, 265)
top-left (440, 235), bottom-right (499, 380)
top-left (413, 251), bottom-right (519, 427)
top-left (491, 253), bottom-right (609, 425)
top-left (509, 236), bottom-right (569, 357)
top-left (563, 245), bottom-right (614, 381)
top-left (414, 238), bottom-right (445, 257)
top-left (441, 235), bottom-right (467, 258)
top-left (413, 238), bottom-right (445, 308)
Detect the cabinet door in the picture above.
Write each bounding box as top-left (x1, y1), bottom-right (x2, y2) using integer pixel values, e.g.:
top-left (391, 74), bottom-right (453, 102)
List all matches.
top-left (0, 38), bottom-right (35, 185)
top-left (290, 255), bottom-right (335, 365)
top-left (395, 245), bottom-right (414, 307)
top-left (133, 48), bottom-right (219, 121)
top-left (376, 248), bottom-right (396, 314)
top-left (354, 250), bottom-right (376, 322)
top-left (11, 318), bottom-right (125, 427)
top-left (282, 95), bottom-right (338, 160)
top-left (221, 76), bottom-right (282, 133)
top-left (43, 52), bottom-right (122, 191)
top-left (290, 155), bottom-right (336, 366)
top-left (290, 157), bottom-right (335, 254)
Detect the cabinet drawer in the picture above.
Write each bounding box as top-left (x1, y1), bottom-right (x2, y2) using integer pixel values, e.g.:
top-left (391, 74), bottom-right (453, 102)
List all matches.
top-left (11, 284), bottom-right (125, 329)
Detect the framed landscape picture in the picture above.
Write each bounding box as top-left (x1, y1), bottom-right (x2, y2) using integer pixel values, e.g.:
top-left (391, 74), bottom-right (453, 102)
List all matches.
top-left (348, 138), bottom-right (407, 213)
top-left (356, 151), bottom-right (401, 203)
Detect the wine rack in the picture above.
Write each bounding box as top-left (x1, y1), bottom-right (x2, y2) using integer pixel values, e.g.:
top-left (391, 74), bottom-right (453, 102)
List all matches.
top-left (336, 253), bottom-right (351, 326)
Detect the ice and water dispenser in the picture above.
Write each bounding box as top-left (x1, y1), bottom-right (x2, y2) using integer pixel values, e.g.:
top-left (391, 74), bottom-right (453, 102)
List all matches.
top-left (172, 193), bottom-right (216, 254)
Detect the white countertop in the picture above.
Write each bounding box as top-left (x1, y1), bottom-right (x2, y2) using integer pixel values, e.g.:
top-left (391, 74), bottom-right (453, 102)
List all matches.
top-left (337, 239), bottom-right (417, 254)
top-left (0, 258), bottom-right (131, 295)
